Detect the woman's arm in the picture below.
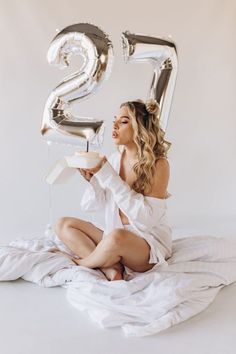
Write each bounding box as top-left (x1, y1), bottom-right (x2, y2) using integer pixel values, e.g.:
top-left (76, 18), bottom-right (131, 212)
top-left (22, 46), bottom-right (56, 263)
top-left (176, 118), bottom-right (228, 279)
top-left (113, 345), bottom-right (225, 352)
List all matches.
top-left (80, 152), bottom-right (118, 213)
top-left (80, 174), bottom-right (106, 212)
top-left (93, 159), bottom-right (169, 231)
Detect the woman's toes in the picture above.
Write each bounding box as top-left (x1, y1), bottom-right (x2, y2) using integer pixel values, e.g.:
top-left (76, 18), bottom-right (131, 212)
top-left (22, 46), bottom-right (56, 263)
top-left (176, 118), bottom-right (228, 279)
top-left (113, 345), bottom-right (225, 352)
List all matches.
top-left (100, 266), bottom-right (123, 281)
top-left (111, 270), bottom-right (123, 281)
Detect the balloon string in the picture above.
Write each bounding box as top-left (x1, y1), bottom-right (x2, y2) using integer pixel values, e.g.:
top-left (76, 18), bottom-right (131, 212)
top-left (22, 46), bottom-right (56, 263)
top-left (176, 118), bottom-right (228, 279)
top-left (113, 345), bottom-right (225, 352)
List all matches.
top-left (48, 143), bottom-right (53, 225)
top-left (48, 182), bottom-right (53, 227)
top-left (46, 143), bottom-right (53, 234)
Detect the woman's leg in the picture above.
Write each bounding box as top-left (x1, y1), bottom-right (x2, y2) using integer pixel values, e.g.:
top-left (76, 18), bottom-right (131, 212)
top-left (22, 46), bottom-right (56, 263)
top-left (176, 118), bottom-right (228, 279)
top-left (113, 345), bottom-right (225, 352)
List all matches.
top-left (54, 217), bottom-right (124, 280)
top-left (77, 228), bottom-right (156, 272)
top-left (54, 217), bottom-right (103, 258)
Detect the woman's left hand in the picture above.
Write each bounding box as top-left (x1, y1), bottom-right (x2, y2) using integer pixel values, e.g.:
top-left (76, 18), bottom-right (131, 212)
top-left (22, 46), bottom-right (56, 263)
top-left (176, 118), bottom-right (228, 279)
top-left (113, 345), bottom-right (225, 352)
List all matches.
top-left (77, 156), bottom-right (108, 175)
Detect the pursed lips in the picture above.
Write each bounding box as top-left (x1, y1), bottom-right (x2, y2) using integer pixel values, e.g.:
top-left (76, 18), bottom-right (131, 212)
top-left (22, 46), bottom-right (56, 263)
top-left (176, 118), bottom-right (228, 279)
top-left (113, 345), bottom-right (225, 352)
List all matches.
top-left (112, 131), bottom-right (119, 138)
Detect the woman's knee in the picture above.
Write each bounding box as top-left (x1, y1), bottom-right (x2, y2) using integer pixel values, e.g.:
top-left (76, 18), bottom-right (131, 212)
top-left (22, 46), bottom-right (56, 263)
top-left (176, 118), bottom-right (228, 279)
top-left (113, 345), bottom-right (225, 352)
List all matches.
top-left (54, 217), bottom-right (78, 237)
top-left (105, 229), bottom-right (126, 249)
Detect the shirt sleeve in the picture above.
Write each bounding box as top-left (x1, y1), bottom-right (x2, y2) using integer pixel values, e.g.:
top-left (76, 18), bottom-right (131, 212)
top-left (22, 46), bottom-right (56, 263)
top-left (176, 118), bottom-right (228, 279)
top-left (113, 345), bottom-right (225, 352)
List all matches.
top-left (80, 174), bottom-right (106, 212)
top-left (93, 160), bottom-right (167, 231)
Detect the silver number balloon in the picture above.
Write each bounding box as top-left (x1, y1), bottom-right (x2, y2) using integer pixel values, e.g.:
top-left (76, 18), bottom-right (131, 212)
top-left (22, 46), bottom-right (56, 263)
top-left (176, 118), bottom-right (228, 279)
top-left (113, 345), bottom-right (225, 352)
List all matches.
top-left (122, 31), bottom-right (178, 132)
top-left (41, 23), bottom-right (114, 149)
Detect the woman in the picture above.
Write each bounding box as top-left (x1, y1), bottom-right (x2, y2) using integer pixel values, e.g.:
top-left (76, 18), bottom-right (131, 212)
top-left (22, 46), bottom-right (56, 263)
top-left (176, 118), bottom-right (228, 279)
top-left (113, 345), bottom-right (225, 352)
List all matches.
top-left (54, 98), bottom-right (172, 281)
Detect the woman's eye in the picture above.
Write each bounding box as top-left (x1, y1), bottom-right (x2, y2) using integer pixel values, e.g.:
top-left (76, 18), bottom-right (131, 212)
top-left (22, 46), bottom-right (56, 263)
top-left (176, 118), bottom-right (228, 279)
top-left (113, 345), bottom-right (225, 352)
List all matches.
top-left (112, 120), bottom-right (128, 124)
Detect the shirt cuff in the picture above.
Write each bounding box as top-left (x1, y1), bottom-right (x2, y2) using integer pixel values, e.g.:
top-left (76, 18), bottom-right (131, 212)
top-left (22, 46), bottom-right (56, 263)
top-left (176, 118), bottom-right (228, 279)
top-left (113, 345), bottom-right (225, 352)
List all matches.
top-left (93, 161), bottom-right (117, 188)
top-left (89, 174), bottom-right (102, 188)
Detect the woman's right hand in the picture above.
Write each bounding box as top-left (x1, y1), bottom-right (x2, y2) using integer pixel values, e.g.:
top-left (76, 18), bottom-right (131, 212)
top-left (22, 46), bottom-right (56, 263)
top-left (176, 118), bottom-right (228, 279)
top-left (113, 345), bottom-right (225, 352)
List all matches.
top-left (77, 168), bottom-right (93, 182)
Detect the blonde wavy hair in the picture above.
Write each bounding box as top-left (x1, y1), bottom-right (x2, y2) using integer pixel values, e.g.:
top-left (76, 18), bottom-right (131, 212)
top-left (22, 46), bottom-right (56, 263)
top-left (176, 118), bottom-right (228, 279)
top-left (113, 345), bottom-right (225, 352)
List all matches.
top-left (116, 98), bottom-right (172, 194)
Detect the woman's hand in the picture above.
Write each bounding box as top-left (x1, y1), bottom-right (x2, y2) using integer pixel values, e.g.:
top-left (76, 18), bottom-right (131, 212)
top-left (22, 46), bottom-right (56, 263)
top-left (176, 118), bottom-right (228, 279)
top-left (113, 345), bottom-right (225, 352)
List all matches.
top-left (77, 168), bottom-right (94, 182)
top-left (77, 156), bottom-right (107, 181)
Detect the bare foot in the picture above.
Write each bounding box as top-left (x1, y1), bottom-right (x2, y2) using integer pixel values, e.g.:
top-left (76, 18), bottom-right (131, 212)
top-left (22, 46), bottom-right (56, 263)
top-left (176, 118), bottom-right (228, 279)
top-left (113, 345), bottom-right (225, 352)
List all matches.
top-left (100, 263), bottom-right (125, 281)
top-left (71, 258), bottom-right (125, 281)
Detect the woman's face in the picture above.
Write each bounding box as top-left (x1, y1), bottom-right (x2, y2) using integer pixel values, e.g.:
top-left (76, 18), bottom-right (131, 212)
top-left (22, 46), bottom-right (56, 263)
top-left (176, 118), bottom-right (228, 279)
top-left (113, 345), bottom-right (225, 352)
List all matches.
top-left (112, 106), bottom-right (134, 145)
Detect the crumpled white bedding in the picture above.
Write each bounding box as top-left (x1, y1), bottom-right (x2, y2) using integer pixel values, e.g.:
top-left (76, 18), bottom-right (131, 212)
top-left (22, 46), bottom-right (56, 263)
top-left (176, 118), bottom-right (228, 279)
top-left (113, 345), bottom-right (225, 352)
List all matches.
top-left (0, 231), bottom-right (236, 337)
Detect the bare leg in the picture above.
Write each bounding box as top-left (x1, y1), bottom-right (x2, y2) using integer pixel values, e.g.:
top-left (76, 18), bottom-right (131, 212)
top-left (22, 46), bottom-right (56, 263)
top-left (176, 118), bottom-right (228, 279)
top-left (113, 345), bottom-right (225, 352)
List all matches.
top-left (75, 228), bottom-right (156, 273)
top-left (57, 225), bottom-right (124, 281)
top-left (76, 235), bottom-right (122, 269)
top-left (77, 239), bottom-right (122, 268)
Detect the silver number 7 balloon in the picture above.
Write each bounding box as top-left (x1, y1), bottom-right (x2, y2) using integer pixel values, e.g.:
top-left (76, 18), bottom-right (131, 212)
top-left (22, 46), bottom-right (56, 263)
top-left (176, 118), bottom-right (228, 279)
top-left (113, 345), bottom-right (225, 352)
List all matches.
top-left (40, 23), bottom-right (114, 149)
top-left (122, 31), bottom-right (178, 132)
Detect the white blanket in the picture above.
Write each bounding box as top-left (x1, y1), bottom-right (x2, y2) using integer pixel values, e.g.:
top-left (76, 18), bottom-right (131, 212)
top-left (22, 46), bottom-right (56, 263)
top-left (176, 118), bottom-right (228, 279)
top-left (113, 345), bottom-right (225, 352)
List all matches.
top-left (0, 231), bottom-right (236, 337)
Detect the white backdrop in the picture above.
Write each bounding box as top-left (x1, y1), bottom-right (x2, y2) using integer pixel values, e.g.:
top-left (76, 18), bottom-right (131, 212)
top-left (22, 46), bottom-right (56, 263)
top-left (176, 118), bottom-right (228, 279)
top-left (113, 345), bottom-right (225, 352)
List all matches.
top-left (0, 0), bottom-right (235, 242)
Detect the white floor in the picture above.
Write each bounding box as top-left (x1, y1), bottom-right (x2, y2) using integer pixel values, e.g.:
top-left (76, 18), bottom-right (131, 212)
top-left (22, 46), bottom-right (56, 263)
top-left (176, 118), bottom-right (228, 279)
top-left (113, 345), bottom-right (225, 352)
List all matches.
top-left (0, 217), bottom-right (236, 354)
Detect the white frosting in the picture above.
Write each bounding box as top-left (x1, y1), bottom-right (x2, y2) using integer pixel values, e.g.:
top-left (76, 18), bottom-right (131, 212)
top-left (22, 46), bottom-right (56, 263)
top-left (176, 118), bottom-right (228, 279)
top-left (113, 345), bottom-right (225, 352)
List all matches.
top-left (75, 151), bottom-right (100, 159)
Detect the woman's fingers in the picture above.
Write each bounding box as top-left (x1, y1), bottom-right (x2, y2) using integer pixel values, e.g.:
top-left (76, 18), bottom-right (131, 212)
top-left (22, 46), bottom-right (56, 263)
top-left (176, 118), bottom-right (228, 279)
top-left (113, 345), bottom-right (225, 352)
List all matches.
top-left (78, 168), bottom-right (87, 179)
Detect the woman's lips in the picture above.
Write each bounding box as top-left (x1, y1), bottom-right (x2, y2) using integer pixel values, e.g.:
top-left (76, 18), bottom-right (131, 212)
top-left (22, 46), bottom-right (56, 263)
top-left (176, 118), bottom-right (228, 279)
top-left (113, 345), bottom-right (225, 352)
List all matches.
top-left (112, 131), bottom-right (119, 138)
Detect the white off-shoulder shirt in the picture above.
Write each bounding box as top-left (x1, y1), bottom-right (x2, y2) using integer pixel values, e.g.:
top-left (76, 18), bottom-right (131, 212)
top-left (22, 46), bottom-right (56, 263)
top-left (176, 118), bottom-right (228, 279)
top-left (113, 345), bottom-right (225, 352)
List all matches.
top-left (80, 149), bottom-right (173, 268)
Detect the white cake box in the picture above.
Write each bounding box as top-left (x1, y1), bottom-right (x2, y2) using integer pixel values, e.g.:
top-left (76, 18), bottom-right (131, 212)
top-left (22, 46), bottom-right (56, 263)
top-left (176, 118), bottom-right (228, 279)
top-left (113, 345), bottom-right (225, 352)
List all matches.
top-left (44, 151), bottom-right (103, 185)
top-left (65, 151), bottom-right (103, 169)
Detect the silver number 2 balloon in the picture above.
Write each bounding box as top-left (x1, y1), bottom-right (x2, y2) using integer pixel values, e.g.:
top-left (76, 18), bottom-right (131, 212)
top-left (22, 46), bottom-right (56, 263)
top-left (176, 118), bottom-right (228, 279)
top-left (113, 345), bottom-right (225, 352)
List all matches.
top-left (41, 23), bottom-right (114, 150)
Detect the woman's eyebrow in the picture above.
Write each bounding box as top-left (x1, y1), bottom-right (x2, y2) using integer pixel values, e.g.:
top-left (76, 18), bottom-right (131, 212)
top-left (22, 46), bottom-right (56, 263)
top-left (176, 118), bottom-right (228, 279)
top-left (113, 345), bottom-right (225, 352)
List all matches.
top-left (114, 115), bottom-right (130, 120)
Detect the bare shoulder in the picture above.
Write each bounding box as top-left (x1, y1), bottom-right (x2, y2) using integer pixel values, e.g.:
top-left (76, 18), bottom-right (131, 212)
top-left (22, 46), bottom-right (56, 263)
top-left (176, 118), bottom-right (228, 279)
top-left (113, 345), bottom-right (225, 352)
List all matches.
top-left (144, 157), bottom-right (170, 199)
top-left (154, 157), bottom-right (170, 185)
top-left (155, 157), bottom-right (170, 172)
